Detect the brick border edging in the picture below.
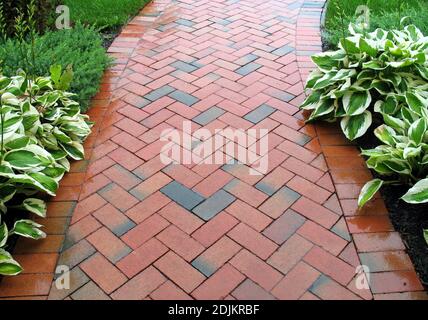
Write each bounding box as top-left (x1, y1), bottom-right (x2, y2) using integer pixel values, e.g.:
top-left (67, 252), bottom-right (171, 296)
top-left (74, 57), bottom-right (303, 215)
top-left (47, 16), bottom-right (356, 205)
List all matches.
top-left (296, 0), bottom-right (427, 299)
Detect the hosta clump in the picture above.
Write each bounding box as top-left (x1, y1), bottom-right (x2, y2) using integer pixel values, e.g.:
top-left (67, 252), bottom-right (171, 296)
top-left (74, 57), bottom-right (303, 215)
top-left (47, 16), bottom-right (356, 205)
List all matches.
top-left (0, 70), bottom-right (92, 276)
top-left (358, 106), bottom-right (428, 207)
top-left (302, 21), bottom-right (428, 141)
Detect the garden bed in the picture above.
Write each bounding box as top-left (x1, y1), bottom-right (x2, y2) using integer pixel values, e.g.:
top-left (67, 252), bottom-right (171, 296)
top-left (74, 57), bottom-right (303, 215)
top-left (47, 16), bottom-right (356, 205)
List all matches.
top-left (0, 0), bottom-right (150, 278)
top-left (358, 132), bottom-right (428, 289)
top-left (320, 0), bottom-right (428, 290)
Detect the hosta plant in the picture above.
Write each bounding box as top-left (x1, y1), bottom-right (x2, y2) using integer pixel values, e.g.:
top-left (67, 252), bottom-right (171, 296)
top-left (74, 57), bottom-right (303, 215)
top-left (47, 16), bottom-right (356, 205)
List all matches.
top-left (358, 105), bottom-right (428, 207)
top-left (0, 69), bottom-right (92, 275)
top-left (302, 20), bottom-right (428, 141)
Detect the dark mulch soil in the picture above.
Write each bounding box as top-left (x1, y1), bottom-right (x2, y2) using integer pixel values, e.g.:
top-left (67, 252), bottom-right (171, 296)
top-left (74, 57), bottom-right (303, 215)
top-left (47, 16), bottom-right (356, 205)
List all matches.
top-left (356, 127), bottom-right (428, 290)
top-left (101, 26), bottom-right (122, 49)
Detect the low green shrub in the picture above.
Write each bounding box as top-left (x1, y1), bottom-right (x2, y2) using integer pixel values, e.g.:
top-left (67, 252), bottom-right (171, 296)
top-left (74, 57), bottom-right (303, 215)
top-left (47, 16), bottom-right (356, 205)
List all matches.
top-left (0, 23), bottom-right (110, 112)
top-left (302, 21), bottom-right (428, 141)
top-left (0, 71), bottom-right (92, 275)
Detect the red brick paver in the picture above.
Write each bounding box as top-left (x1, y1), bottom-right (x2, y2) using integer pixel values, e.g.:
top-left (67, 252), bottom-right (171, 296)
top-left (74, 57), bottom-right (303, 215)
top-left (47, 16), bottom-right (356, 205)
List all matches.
top-left (1, 0), bottom-right (426, 300)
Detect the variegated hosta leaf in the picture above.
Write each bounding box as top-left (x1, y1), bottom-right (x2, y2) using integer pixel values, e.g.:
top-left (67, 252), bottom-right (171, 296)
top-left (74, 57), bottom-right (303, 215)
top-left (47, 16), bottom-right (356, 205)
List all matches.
top-left (343, 91), bottom-right (372, 116)
top-left (403, 146), bottom-right (422, 159)
top-left (405, 92), bottom-right (427, 115)
top-left (340, 111), bottom-right (372, 141)
top-left (0, 224), bottom-right (8, 247)
top-left (383, 159), bottom-right (411, 175)
top-left (301, 91), bottom-right (322, 110)
top-left (358, 179), bottom-right (384, 207)
top-left (408, 118), bottom-right (427, 145)
top-left (22, 198), bottom-right (47, 218)
top-left (311, 51), bottom-right (345, 72)
top-left (402, 178), bottom-right (428, 204)
top-left (11, 220), bottom-right (46, 240)
top-left (308, 99), bottom-right (335, 121)
top-left (359, 37), bottom-right (377, 57)
top-left (0, 249), bottom-right (23, 276)
top-left (374, 125), bottom-right (397, 146)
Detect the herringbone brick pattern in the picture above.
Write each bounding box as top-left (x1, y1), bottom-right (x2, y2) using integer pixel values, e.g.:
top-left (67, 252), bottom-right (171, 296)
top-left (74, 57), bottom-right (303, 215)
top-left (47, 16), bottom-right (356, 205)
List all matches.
top-left (1, 0), bottom-right (426, 300)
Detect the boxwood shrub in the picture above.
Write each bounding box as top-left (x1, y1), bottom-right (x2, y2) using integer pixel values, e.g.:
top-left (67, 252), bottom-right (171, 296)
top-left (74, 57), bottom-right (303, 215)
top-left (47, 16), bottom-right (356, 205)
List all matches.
top-left (0, 23), bottom-right (110, 112)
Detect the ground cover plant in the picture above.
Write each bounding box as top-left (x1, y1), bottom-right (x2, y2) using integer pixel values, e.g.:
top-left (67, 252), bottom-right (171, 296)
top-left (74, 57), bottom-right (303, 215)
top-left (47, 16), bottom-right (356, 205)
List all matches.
top-left (302, 21), bottom-right (428, 141)
top-left (0, 71), bottom-right (92, 275)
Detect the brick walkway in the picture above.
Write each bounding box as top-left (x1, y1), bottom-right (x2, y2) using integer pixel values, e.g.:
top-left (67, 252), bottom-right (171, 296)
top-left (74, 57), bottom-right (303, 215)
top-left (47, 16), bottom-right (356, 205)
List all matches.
top-left (1, 0), bottom-right (427, 300)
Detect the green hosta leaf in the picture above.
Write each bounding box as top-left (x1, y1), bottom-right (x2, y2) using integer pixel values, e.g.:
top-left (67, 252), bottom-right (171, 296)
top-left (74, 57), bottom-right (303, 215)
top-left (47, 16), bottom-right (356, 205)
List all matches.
top-left (374, 125), bottom-right (397, 146)
top-left (0, 184), bottom-right (16, 203)
top-left (311, 51), bottom-right (345, 72)
top-left (0, 255), bottom-right (23, 276)
top-left (372, 80), bottom-right (390, 95)
top-left (402, 178), bottom-right (428, 204)
top-left (387, 58), bottom-right (417, 68)
top-left (358, 179), bottom-right (383, 207)
top-left (403, 146), bottom-right (422, 159)
top-left (28, 172), bottom-right (59, 196)
top-left (1, 92), bottom-right (20, 106)
top-left (405, 92), bottom-right (426, 115)
top-left (415, 65), bottom-right (428, 81)
top-left (383, 159), bottom-right (411, 175)
top-left (11, 220), bottom-right (46, 240)
top-left (424, 230), bottom-right (428, 246)
top-left (53, 127), bottom-right (72, 144)
top-left (301, 91), bottom-right (322, 110)
top-left (343, 91), bottom-right (371, 116)
top-left (362, 60), bottom-right (386, 70)
top-left (405, 25), bottom-right (424, 41)
top-left (5, 136), bottom-right (31, 150)
top-left (3, 149), bottom-right (43, 170)
top-left (382, 114), bottom-right (405, 133)
top-left (359, 38), bottom-right (377, 57)
top-left (60, 141), bottom-right (85, 160)
top-left (22, 198), bottom-right (47, 218)
top-left (408, 118), bottom-right (427, 145)
top-left (305, 70), bottom-right (324, 88)
top-left (308, 99), bottom-right (335, 121)
top-left (401, 107), bottom-right (418, 125)
top-left (0, 224), bottom-right (7, 247)
top-left (375, 96), bottom-right (399, 115)
top-left (340, 37), bottom-right (360, 54)
top-left (340, 111), bottom-right (372, 141)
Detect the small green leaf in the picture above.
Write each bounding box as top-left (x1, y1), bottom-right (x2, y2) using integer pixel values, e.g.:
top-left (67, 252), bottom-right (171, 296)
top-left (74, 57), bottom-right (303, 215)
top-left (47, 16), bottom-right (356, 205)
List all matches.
top-left (358, 179), bottom-right (384, 207)
top-left (22, 198), bottom-right (47, 218)
top-left (0, 255), bottom-right (23, 276)
top-left (405, 92), bottom-right (426, 115)
top-left (11, 220), bottom-right (46, 240)
top-left (409, 118), bottom-right (427, 145)
top-left (0, 224), bottom-right (8, 247)
top-left (402, 178), bottom-right (428, 204)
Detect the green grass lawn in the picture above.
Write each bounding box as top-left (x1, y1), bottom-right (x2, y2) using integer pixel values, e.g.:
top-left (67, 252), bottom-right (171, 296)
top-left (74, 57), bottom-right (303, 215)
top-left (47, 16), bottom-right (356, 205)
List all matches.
top-left (64, 0), bottom-right (152, 30)
top-left (324, 0), bottom-right (428, 48)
